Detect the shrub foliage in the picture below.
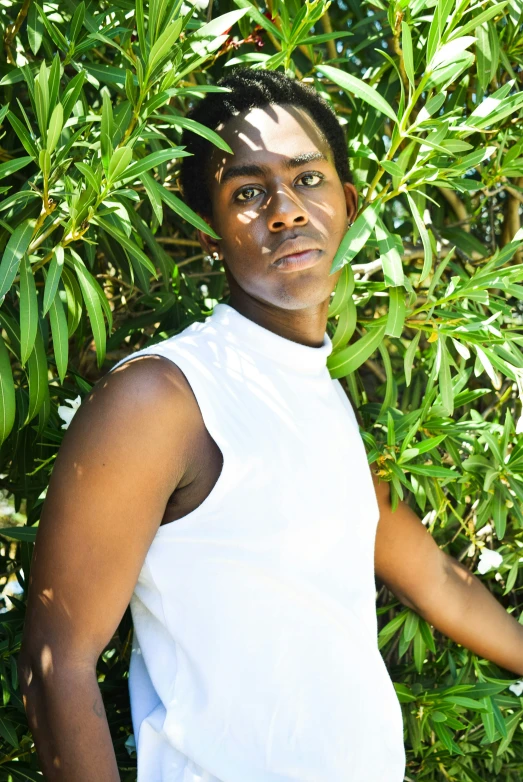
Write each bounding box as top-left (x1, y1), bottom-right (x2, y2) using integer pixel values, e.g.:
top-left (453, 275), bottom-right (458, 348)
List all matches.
top-left (0, 0), bottom-right (523, 779)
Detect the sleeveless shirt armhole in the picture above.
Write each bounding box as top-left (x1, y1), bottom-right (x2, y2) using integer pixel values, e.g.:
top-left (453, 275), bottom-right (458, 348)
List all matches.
top-left (106, 344), bottom-right (230, 534)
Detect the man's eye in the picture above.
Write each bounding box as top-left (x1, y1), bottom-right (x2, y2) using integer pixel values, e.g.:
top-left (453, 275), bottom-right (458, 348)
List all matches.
top-left (298, 172), bottom-right (323, 186)
top-left (235, 186), bottom-right (262, 202)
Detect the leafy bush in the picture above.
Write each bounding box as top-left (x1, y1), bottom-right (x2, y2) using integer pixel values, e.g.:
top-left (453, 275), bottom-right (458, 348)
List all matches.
top-left (0, 0), bottom-right (523, 779)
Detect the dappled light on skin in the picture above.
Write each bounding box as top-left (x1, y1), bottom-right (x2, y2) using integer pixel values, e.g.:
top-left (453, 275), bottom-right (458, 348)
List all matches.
top-left (37, 584), bottom-right (72, 621)
top-left (40, 644), bottom-right (54, 677)
top-left (200, 103), bottom-right (358, 327)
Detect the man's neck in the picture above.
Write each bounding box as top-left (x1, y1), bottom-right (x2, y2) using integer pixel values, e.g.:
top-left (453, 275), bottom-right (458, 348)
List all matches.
top-left (227, 288), bottom-right (330, 348)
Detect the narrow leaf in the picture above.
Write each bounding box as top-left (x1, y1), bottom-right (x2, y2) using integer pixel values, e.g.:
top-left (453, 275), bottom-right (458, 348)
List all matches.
top-left (0, 219), bottom-right (34, 301)
top-left (0, 334), bottom-right (16, 444)
top-left (318, 64), bottom-right (398, 123)
top-left (407, 193), bottom-right (432, 281)
top-left (330, 201), bottom-right (381, 273)
top-left (327, 325), bottom-right (386, 379)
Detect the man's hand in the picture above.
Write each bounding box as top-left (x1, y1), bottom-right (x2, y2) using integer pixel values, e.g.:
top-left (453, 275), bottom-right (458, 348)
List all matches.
top-left (372, 471), bottom-right (523, 677)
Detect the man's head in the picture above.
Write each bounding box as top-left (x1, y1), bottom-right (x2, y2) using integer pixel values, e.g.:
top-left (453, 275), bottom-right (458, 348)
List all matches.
top-left (179, 68), bottom-right (358, 313)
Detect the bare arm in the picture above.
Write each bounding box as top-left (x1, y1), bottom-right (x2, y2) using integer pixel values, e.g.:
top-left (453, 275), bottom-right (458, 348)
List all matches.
top-left (18, 355), bottom-right (198, 780)
top-left (373, 472), bottom-right (523, 677)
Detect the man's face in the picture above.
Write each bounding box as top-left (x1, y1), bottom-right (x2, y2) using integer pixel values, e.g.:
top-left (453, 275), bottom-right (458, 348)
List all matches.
top-left (200, 103), bottom-right (358, 311)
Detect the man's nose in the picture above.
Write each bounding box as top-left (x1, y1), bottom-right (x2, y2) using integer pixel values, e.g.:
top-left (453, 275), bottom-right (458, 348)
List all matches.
top-left (266, 187), bottom-right (308, 231)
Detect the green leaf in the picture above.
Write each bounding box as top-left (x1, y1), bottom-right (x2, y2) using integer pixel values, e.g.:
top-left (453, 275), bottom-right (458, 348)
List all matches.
top-left (93, 215), bottom-right (159, 277)
top-left (0, 333), bottom-right (16, 444)
top-left (158, 186), bottom-right (220, 239)
top-left (404, 331), bottom-right (421, 387)
top-left (433, 721), bottom-right (465, 755)
top-left (152, 114), bottom-right (233, 154)
top-left (331, 300), bottom-right (357, 351)
top-left (378, 609), bottom-right (409, 649)
top-left (419, 618), bottom-right (437, 653)
top-left (0, 526), bottom-right (38, 542)
top-left (407, 464), bottom-right (455, 478)
top-left (493, 485), bottom-right (508, 540)
top-left (42, 246), bottom-right (64, 316)
top-left (328, 263), bottom-right (355, 318)
top-left (454, 2), bottom-right (508, 38)
top-left (299, 31), bottom-right (352, 45)
top-left (401, 23), bottom-right (415, 87)
top-left (66, 252), bottom-right (106, 368)
top-left (230, 1), bottom-right (283, 41)
top-left (7, 111), bottom-right (38, 159)
top-left (386, 287), bottom-right (406, 338)
top-left (437, 335), bottom-right (454, 416)
top-left (330, 201), bottom-right (381, 274)
top-left (0, 716), bottom-right (19, 748)
top-left (148, 18), bottom-right (183, 75)
top-left (429, 36), bottom-right (476, 70)
top-left (403, 609), bottom-right (420, 642)
top-left (327, 325), bottom-right (386, 379)
top-left (100, 92), bottom-right (114, 174)
top-left (74, 161), bottom-right (100, 193)
top-left (34, 1), bottom-right (68, 51)
top-left (375, 220), bottom-right (404, 286)
top-left (61, 71), bottom-right (86, 123)
top-left (48, 285), bottom-right (69, 385)
top-left (139, 172), bottom-right (163, 225)
top-left (39, 148), bottom-right (50, 179)
top-left (413, 629), bottom-right (426, 673)
top-left (69, 0), bottom-right (85, 43)
top-left (407, 193), bottom-right (432, 282)
top-left (34, 61), bottom-right (49, 141)
top-left (381, 159), bottom-right (404, 178)
top-left (47, 102), bottom-right (63, 154)
top-left (27, 2), bottom-right (44, 55)
top-left (24, 324), bottom-right (48, 425)
top-left (107, 146), bottom-right (133, 183)
top-left (121, 148), bottom-right (189, 183)
top-left (318, 64), bottom-right (398, 123)
top-left (2, 762), bottom-right (45, 780)
top-left (19, 252), bottom-right (38, 367)
top-left (0, 156), bottom-right (33, 179)
top-left (0, 219), bottom-right (34, 301)
top-left (48, 53), bottom-right (61, 112)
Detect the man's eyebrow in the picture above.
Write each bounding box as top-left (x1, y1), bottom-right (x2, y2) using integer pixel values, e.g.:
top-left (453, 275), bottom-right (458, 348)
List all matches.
top-left (219, 152), bottom-right (329, 185)
top-left (284, 152), bottom-right (328, 169)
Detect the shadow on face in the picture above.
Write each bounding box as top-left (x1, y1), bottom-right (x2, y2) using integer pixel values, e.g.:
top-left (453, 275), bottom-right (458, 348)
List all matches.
top-left (198, 104), bottom-right (358, 315)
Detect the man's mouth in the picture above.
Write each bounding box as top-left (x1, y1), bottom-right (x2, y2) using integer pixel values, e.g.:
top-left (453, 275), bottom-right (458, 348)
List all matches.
top-left (272, 237), bottom-right (324, 271)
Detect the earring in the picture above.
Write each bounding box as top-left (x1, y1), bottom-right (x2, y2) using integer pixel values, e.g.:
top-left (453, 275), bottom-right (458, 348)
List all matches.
top-left (347, 221), bottom-right (354, 228)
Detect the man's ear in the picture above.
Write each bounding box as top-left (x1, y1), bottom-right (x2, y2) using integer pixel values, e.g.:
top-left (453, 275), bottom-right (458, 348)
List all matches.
top-left (197, 224), bottom-right (223, 261)
top-left (343, 182), bottom-right (359, 225)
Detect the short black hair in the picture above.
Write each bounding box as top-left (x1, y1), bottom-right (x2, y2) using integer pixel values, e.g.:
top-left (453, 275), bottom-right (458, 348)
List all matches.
top-left (179, 68), bottom-right (351, 217)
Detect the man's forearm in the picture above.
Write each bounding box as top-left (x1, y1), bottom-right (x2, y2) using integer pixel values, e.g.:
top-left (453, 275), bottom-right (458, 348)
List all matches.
top-left (19, 655), bottom-right (120, 781)
top-left (416, 554), bottom-right (523, 677)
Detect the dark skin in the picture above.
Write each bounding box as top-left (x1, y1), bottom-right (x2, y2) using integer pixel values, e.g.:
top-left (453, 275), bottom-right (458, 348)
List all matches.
top-left (19, 103), bottom-right (523, 781)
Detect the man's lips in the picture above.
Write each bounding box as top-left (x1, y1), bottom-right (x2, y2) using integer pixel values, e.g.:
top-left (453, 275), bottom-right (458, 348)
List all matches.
top-left (272, 237), bottom-right (323, 269)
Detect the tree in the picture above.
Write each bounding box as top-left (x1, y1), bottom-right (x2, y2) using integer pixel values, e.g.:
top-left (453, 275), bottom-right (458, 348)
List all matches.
top-left (0, 0), bottom-right (522, 778)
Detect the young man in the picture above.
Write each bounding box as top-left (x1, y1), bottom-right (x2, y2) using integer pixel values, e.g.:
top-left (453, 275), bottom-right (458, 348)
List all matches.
top-left (19, 69), bottom-right (523, 781)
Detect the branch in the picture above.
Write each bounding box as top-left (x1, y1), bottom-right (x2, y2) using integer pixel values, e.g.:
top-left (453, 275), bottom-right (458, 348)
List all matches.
top-left (4, 0), bottom-right (32, 64)
top-left (437, 187), bottom-right (470, 233)
top-left (319, 8), bottom-right (337, 63)
top-left (501, 177), bottom-right (523, 263)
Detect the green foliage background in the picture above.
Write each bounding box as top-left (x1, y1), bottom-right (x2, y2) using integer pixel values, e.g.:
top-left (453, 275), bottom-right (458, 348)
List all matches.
top-left (0, 0), bottom-right (523, 778)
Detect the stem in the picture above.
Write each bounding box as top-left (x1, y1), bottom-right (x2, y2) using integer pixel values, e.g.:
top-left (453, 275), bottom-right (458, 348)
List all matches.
top-left (28, 215), bottom-right (63, 256)
top-left (320, 7), bottom-right (337, 62)
top-left (4, 0), bottom-right (32, 64)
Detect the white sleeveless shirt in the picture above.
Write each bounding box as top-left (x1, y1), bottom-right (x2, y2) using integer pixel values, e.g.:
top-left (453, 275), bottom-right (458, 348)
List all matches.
top-left (109, 302), bottom-right (405, 782)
